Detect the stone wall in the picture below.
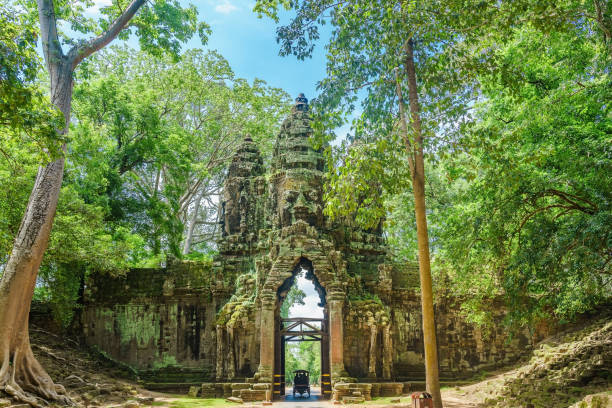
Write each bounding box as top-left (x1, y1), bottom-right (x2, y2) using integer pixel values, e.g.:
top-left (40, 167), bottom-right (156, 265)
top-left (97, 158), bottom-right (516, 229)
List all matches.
top-left (81, 259), bottom-right (228, 384)
top-left (82, 260), bottom-right (536, 386)
top-left (341, 264), bottom-right (536, 380)
top-left (81, 94), bottom-right (540, 391)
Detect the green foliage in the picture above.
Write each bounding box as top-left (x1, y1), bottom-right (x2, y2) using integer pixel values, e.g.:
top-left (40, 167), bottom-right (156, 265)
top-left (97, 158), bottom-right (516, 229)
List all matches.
top-left (0, 4), bottom-right (64, 160)
top-left (1, 42), bottom-right (289, 326)
top-left (438, 25), bottom-right (611, 327)
top-left (280, 282), bottom-right (306, 319)
top-left (256, 0), bottom-right (612, 331)
top-left (216, 271), bottom-right (258, 326)
top-left (72, 47), bottom-right (290, 257)
top-left (324, 135), bottom-right (408, 230)
top-left (285, 341), bottom-right (321, 385)
top-left (15, 0), bottom-right (210, 62)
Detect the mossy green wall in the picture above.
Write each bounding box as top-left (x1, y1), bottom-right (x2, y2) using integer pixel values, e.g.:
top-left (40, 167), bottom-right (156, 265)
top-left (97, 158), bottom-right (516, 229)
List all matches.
top-left (82, 259), bottom-right (222, 384)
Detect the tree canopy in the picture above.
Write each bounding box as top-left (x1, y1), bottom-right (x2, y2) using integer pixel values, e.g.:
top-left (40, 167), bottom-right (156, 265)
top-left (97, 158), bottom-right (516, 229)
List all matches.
top-left (255, 0), bottom-right (612, 330)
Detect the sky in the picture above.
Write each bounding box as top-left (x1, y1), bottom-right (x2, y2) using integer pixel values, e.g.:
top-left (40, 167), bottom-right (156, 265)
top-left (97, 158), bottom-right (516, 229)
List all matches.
top-left (195, 3), bottom-right (339, 317)
top-left (288, 270), bottom-right (324, 319)
top-left (70, 0), bottom-right (354, 141)
top-left (188, 0), bottom-right (331, 103)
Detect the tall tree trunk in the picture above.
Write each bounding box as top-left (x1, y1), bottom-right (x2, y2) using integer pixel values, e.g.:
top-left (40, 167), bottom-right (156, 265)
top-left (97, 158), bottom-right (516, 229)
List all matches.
top-left (0, 0), bottom-right (147, 405)
top-left (183, 188), bottom-right (204, 255)
top-left (395, 38), bottom-right (443, 408)
top-left (0, 61), bottom-right (73, 407)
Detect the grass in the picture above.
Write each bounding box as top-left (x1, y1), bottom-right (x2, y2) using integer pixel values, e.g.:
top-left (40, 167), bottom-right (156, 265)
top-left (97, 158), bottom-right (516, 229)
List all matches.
top-left (152, 397), bottom-right (240, 407)
top-left (363, 396), bottom-right (404, 405)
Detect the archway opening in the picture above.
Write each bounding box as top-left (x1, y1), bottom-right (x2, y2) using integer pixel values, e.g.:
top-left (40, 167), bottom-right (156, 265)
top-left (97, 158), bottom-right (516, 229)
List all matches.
top-left (274, 258), bottom-right (331, 400)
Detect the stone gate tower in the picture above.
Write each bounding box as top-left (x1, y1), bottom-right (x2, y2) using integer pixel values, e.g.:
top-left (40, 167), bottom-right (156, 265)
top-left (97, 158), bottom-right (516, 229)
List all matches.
top-left (212, 94), bottom-right (394, 395)
top-left (82, 94), bottom-right (535, 399)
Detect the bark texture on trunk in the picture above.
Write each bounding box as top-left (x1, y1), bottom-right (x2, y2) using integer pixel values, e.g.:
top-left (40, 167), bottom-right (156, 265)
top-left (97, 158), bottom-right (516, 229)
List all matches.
top-left (0, 0), bottom-right (147, 404)
top-left (395, 38), bottom-right (443, 408)
top-left (0, 54), bottom-right (72, 405)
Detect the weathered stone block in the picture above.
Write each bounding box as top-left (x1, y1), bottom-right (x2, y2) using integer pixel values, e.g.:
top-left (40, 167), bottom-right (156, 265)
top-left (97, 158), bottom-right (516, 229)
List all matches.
top-left (187, 386), bottom-right (200, 398)
top-left (213, 383), bottom-right (225, 398)
top-left (402, 382), bottom-right (411, 394)
top-left (226, 396), bottom-right (243, 404)
top-left (379, 382), bottom-right (403, 397)
top-left (202, 382), bottom-right (216, 397)
top-left (252, 383), bottom-right (271, 390)
top-left (240, 389), bottom-right (266, 402)
top-left (231, 383), bottom-right (251, 390)
top-left (335, 383), bottom-right (350, 391)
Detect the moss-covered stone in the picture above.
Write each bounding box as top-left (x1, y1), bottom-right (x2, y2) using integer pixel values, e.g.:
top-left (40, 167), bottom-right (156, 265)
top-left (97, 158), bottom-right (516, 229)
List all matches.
top-left (82, 94), bottom-right (540, 388)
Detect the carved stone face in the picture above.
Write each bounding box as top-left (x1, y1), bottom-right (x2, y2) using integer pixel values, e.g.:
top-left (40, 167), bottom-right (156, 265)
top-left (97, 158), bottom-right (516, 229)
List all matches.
top-left (276, 176), bottom-right (322, 227)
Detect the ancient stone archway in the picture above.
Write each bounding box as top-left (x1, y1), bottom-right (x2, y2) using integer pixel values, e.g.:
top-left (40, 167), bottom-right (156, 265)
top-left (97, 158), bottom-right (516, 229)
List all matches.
top-left (271, 257), bottom-right (331, 399)
top-left (256, 251), bottom-right (346, 394)
top-left (81, 94), bottom-right (538, 401)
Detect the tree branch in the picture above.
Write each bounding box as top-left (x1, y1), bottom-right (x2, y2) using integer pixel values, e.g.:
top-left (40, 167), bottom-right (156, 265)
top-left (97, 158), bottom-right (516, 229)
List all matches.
top-left (68, 0), bottom-right (147, 69)
top-left (37, 0), bottom-right (64, 67)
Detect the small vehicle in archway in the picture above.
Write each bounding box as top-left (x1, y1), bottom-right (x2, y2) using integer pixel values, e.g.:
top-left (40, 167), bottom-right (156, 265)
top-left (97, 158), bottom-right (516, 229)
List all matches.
top-left (292, 370), bottom-right (311, 398)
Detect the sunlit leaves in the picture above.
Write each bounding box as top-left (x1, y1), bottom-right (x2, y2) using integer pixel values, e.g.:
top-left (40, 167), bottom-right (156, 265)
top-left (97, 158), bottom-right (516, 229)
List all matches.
top-left (71, 47), bottom-right (290, 257)
top-left (0, 5), bottom-right (64, 160)
top-left (438, 25), bottom-right (611, 328)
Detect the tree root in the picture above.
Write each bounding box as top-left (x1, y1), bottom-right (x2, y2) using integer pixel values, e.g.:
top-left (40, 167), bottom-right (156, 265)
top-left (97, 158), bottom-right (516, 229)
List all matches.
top-left (0, 347), bottom-right (76, 407)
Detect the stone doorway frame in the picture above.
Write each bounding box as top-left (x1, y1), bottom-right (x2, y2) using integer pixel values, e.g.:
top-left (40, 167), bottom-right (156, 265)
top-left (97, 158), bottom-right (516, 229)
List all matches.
top-left (275, 316), bottom-right (331, 399)
top-left (257, 256), bottom-right (343, 400)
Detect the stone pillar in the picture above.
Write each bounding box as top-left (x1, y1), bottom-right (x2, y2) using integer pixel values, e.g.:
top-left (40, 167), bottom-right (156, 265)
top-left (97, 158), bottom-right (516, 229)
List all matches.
top-left (321, 309), bottom-right (332, 399)
top-left (228, 327), bottom-right (236, 379)
top-left (382, 324), bottom-right (392, 380)
top-left (257, 292), bottom-right (276, 382)
top-left (368, 323), bottom-right (378, 378)
top-left (216, 325), bottom-right (225, 381)
top-left (328, 290), bottom-right (346, 379)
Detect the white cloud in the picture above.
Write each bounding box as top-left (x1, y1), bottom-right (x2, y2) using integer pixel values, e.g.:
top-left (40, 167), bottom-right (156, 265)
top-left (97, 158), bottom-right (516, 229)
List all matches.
top-left (214, 1), bottom-right (239, 14)
top-left (289, 295), bottom-right (324, 319)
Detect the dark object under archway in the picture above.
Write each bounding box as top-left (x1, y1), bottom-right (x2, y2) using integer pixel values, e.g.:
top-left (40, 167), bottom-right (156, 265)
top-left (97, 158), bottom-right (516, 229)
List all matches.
top-left (292, 369), bottom-right (311, 398)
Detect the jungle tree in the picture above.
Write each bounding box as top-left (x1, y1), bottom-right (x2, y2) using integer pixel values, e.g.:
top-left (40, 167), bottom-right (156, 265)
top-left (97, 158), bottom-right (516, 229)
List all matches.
top-left (0, 0), bottom-right (208, 405)
top-left (253, 1), bottom-right (478, 404)
top-left (72, 47), bottom-right (291, 257)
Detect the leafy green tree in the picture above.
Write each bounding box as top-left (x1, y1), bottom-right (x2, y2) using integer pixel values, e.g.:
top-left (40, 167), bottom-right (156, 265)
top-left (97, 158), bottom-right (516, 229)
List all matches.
top-left (0, 4), bottom-right (63, 153)
top-left (0, 1), bottom-right (207, 404)
top-left (437, 25), bottom-right (611, 328)
top-left (71, 47), bottom-right (291, 257)
top-left (253, 1), bottom-right (473, 403)
top-left (280, 283), bottom-right (307, 319)
top-left (285, 341), bottom-right (321, 386)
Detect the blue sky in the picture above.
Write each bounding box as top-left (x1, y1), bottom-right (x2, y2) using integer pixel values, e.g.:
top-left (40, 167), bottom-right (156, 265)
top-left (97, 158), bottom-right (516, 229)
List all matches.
top-left (289, 270), bottom-right (324, 319)
top-left (74, 0), bottom-right (354, 141)
top-left (195, 3), bottom-right (338, 318)
top-left (190, 0), bottom-right (331, 103)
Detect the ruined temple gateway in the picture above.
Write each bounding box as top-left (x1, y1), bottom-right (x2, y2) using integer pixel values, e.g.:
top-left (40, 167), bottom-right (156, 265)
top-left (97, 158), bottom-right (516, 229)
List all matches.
top-left (82, 95), bottom-right (533, 399)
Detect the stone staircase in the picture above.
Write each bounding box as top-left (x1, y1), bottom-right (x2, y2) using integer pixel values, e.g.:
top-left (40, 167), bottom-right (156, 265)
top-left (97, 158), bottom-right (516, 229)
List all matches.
top-left (188, 381), bottom-right (272, 403)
